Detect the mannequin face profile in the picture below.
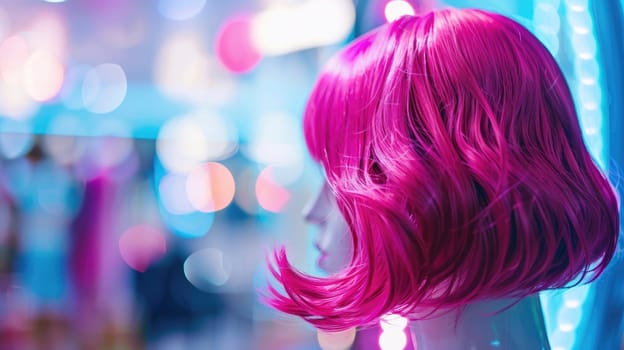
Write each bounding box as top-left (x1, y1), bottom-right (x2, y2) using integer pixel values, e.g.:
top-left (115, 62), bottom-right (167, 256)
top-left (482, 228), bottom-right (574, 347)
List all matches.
top-left (303, 181), bottom-right (352, 273)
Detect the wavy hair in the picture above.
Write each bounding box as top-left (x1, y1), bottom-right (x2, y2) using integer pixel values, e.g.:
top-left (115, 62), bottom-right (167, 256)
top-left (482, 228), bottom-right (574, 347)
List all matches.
top-left (266, 8), bottom-right (620, 331)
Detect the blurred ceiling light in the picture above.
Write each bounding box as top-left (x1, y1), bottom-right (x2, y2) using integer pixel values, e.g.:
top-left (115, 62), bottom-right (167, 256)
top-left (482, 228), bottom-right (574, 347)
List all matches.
top-left (186, 162), bottom-right (236, 213)
top-left (158, 0), bottom-right (207, 21)
top-left (43, 0), bottom-right (69, 3)
top-left (23, 49), bottom-right (64, 101)
top-left (183, 248), bottom-right (231, 290)
top-left (82, 63), bottom-right (127, 114)
top-left (215, 16), bottom-right (262, 73)
top-left (384, 1), bottom-right (416, 22)
top-left (250, 0), bottom-right (355, 56)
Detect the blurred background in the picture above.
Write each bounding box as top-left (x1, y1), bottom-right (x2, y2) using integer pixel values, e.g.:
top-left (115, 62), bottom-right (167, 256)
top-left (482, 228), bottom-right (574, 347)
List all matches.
top-left (0, 0), bottom-right (622, 349)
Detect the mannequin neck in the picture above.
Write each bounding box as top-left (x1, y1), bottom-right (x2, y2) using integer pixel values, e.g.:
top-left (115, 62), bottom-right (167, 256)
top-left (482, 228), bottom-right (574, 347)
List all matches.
top-left (409, 295), bottom-right (551, 350)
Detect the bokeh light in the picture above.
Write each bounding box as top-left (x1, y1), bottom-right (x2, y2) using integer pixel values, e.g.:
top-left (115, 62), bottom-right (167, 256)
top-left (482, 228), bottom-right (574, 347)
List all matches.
top-left (379, 329), bottom-right (408, 350)
top-left (251, 0), bottom-right (355, 56)
top-left (563, 284), bottom-right (590, 308)
top-left (28, 11), bottom-right (67, 61)
top-left (155, 157), bottom-right (216, 238)
top-left (157, 116), bottom-right (210, 173)
top-left (159, 173), bottom-right (196, 215)
top-left (379, 313), bottom-right (409, 350)
top-left (0, 132), bottom-right (34, 159)
top-left (550, 329), bottom-right (576, 350)
top-left (118, 225), bottom-right (167, 272)
top-left (183, 248), bottom-right (231, 290)
top-left (256, 166), bottom-right (290, 213)
top-left (384, 1), bottom-right (416, 22)
top-left (35, 160), bottom-right (79, 217)
top-left (43, 114), bottom-right (88, 165)
top-left (0, 7), bottom-right (9, 42)
top-left (243, 112), bottom-right (303, 165)
top-left (43, 135), bottom-right (86, 166)
top-left (317, 328), bottom-right (357, 350)
top-left (380, 314), bottom-right (409, 331)
top-left (571, 31), bottom-right (597, 59)
top-left (0, 34), bottom-right (40, 119)
top-left (0, 34), bottom-right (29, 84)
top-left (576, 57), bottom-right (599, 84)
top-left (533, 0), bottom-right (560, 54)
top-left (86, 118), bottom-right (134, 169)
top-left (158, 0), bottom-right (207, 21)
top-left (154, 36), bottom-right (237, 104)
top-left (557, 304), bottom-right (583, 332)
top-left (87, 136), bottom-right (134, 170)
top-left (215, 15), bottom-right (262, 73)
top-left (234, 166), bottom-right (261, 215)
top-left (82, 63), bottom-right (127, 114)
top-left (157, 204), bottom-right (215, 239)
top-left (157, 112), bottom-right (238, 173)
top-left (23, 49), bottom-right (64, 101)
top-left (0, 79), bottom-right (39, 120)
top-left (0, 121), bottom-right (34, 159)
top-left (187, 112), bottom-right (239, 161)
top-left (186, 162), bottom-right (236, 213)
top-left (60, 64), bottom-right (92, 109)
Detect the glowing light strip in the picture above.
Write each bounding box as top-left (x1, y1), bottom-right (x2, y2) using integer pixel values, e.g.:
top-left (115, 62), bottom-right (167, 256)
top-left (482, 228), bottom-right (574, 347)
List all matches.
top-left (538, 0), bottom-right (605, 349)
top-left (379, 314), bottom-right (408, 350)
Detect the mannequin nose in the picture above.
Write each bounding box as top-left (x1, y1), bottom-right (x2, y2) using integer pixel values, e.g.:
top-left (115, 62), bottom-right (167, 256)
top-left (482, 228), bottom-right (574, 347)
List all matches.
top-left (303, 192), bottom-right (325, 224)
top-left (303, 182), bottom-right (332, 224)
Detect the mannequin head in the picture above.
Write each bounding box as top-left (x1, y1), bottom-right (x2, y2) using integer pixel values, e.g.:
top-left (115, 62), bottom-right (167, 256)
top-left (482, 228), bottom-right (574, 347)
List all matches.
top-left (267, 8), bottom-right (620, 331)
top-left (303, 181), bottom-right (352, 273)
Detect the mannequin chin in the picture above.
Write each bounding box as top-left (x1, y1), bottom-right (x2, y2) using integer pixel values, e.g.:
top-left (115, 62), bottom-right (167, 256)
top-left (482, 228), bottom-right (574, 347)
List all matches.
top-left (303, 181), bottom-right (352, 274)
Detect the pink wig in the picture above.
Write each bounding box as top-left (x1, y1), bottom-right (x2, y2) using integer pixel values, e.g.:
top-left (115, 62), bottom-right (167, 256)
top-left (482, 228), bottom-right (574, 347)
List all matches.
top-left (266, 8), bottom-right (620, 331)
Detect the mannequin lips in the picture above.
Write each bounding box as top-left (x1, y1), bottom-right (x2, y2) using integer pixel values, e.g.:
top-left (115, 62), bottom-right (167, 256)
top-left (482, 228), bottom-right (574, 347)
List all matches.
top-left (314, 242), bottom-right (329, 268)
top-left (314, 242), bottom-right (327, 256)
